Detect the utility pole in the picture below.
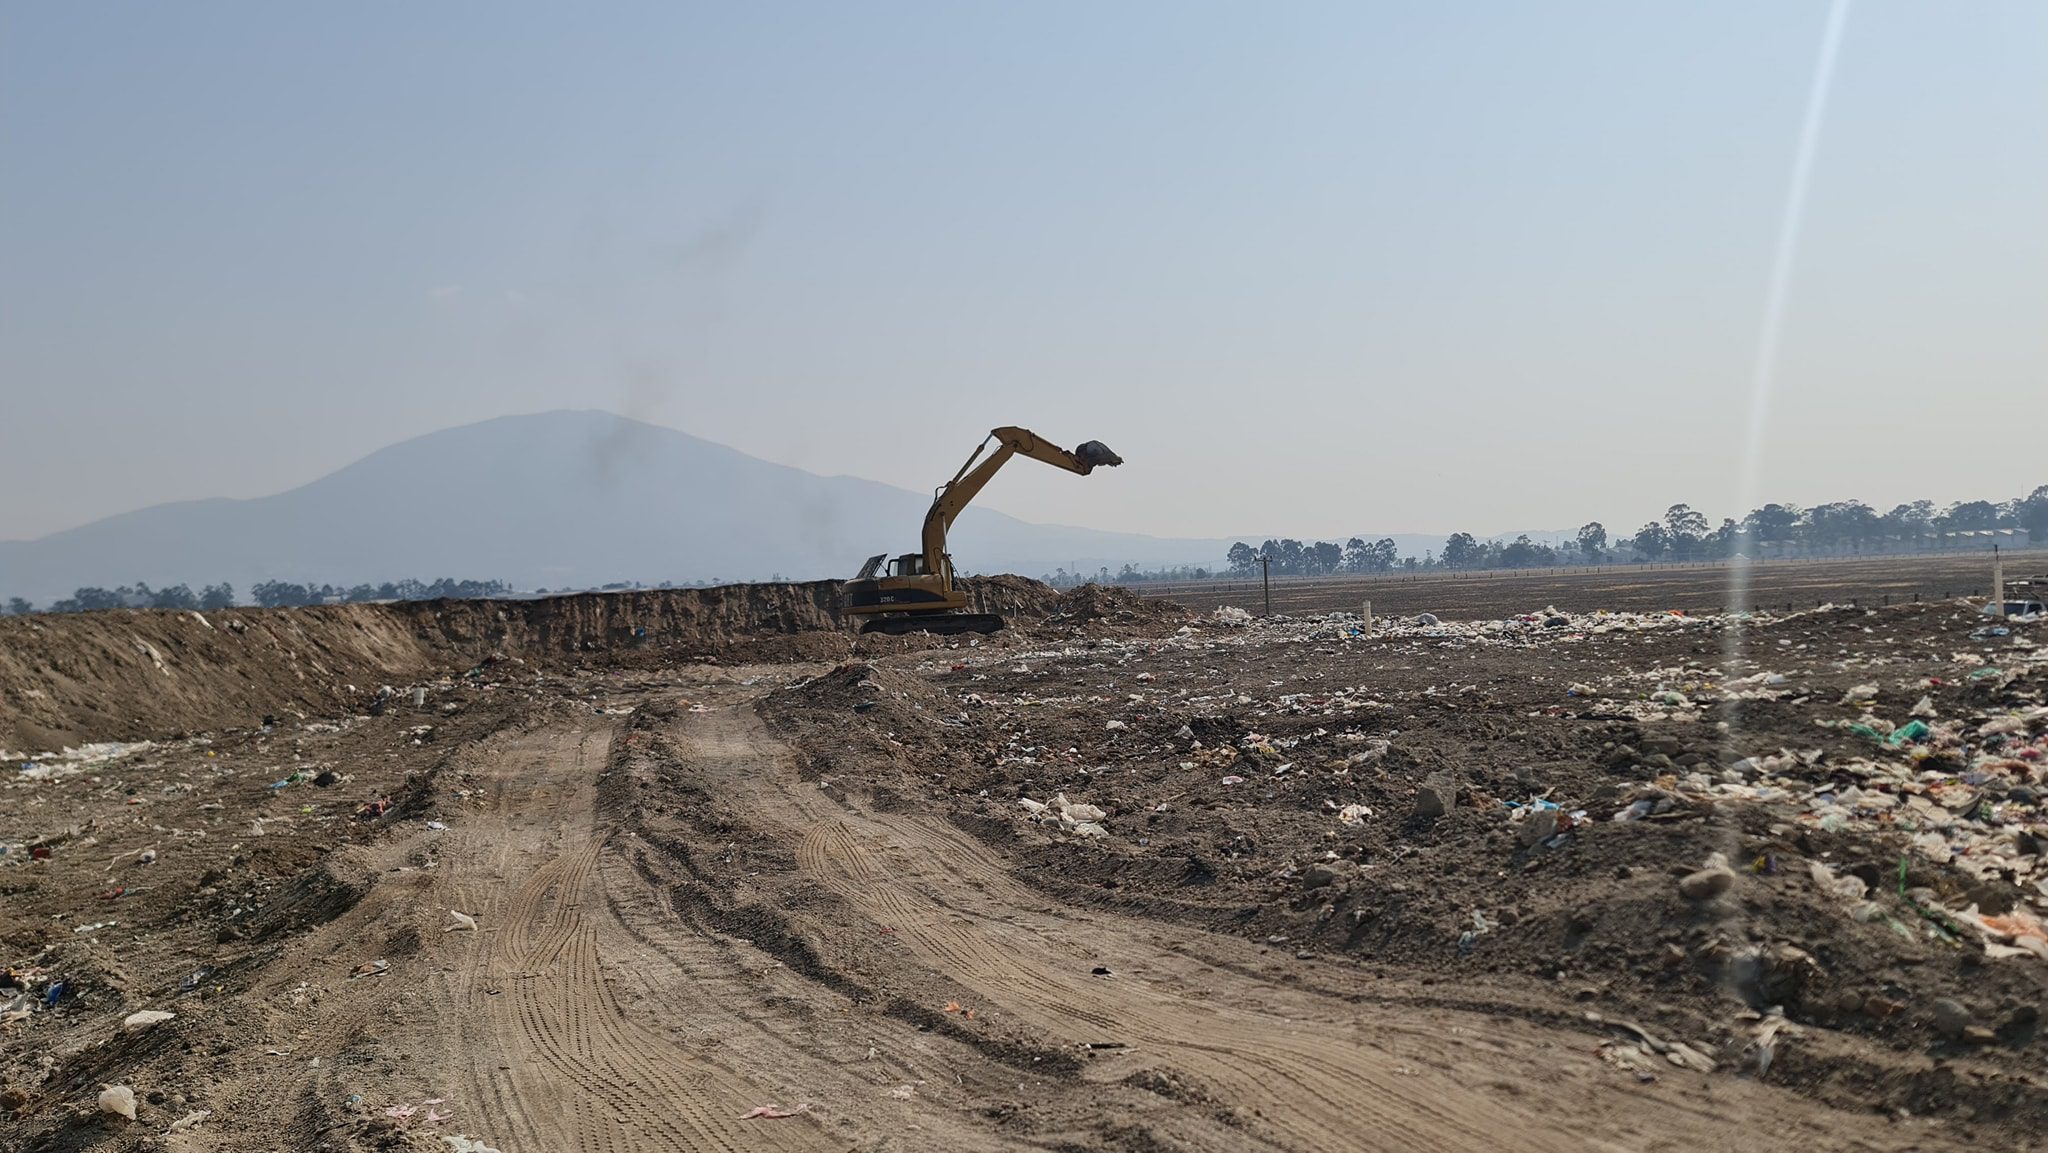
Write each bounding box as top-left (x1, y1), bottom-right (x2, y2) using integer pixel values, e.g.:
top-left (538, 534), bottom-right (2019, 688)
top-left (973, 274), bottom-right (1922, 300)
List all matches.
top-left (1994, 543), bottom-right (2004, 617)
top-left (1259, 553), bottom-right (1272, 617)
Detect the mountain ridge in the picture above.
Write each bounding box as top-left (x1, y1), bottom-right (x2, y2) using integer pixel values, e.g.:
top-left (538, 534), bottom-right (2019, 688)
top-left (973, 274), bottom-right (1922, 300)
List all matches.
top-left (0, 410), bottom-right (1575, 604)
top-left (0, 411), bottom-right (1233, 603)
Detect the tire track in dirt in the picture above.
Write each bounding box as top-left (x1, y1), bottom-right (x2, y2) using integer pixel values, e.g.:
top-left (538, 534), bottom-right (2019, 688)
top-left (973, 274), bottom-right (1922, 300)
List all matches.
top-left (437, 724), bottom-right (838, 1153)
top-left (676, 694), bottom-right (1930, 1153)
top-left (716, 711), bottom-right (1545, 1151)
top-left (802, 814), bottom-right (1513, 1153)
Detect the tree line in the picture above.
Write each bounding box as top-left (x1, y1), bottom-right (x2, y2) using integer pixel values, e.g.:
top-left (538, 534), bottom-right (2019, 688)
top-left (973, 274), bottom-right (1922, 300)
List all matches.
top-left (1592, 489), bottom-right (2048, 564)
top-left (1215, 486), bottom-right (2048, 577)
top-left (1220, 537), bottom-right (1406, 578)
top-left (4, 577), bottom-right (514, 616)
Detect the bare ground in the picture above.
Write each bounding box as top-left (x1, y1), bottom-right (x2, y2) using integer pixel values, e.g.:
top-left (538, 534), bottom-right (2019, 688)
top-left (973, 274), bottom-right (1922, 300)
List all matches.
top-left (1137, 550), bottom-right (2044, 617)
top-left (3, 572), bottom-right (2044, 1152)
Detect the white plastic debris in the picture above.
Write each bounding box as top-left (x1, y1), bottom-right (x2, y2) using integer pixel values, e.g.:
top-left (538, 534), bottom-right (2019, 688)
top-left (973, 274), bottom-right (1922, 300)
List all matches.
top-left (99, 1084), bottom-right (138, 1120)
top-left (166, 1109), bottom-right (212, 1133)
top-left (122, 1009), bottom-right (176, 1032)
top-left (1054, 793), bottom-right (1106, 824)
top-left (444, 910), bottom-right (479, 933)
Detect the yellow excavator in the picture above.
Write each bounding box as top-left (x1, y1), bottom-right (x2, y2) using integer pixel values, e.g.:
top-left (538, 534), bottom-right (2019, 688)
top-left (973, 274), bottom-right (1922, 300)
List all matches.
top-left (845, 426), bottom-right (1122, 635)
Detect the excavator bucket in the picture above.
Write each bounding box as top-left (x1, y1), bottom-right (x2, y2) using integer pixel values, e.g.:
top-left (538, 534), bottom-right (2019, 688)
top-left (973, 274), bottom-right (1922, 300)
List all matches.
top-left (1075, 441), bottom-right (1122, 470)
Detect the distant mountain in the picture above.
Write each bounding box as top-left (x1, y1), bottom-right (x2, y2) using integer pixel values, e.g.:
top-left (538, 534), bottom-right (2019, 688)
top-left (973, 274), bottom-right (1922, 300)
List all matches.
top-left (0, 411), bottom-right (1238, 603)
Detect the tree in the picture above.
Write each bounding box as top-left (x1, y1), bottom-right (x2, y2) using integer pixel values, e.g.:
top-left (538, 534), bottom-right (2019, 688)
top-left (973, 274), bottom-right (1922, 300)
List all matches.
top-left (1712, 518), bottom-right (1739, 557)
top-left (2021, 485), bottom-right (2048, 543)
top-left (1342, 538), bottom-right (1368, 574)
top-left (1309, 541), bottom-right (1342, 575)
top-left (1576, 522), bottom-right (1607, 561)
top-left (1664, 505), bottom-right (1708, 559)
top-left (200, 583), bottom-right (236, 610)
top-left (1442, 532), bottom-right (1478, 569)
top-left (58, 587), bottom-right (125, 612)
top-left (1811, 501), bottom-right (1879, 552)
top-left (1743, 504), bottom-right (1802, 545)
top-left (1881, 501), bottom-right (1934, 546)
top-left (150, 584), bottom-right (200, 610)
top-left (1270, 539), bottom-right (1305, 577)
top-left (4, 597), bottom-right (30, 616)
top-left (1500, 535), bottom-right (1538, 568)
top-left (1368, 538), bottom-right (1399, 571)
top-left (1632, 522), bottom-right (1670, 560)
top-left (1226, 542), bottom-right (1257, 577)
top-left (251, 580), bottom-right (316, 608)
top-left (1941, 500), bottom-right (2000, 532)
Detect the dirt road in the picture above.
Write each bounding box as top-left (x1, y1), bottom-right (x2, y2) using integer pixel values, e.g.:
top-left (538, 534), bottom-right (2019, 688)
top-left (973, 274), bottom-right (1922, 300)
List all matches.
top-left (582, 679), bottom-right (1929, 1153)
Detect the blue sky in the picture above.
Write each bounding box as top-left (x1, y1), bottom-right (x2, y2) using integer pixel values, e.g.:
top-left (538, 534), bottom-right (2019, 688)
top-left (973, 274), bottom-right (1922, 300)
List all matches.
top-left (3, 2), bottom-right (2043, 541)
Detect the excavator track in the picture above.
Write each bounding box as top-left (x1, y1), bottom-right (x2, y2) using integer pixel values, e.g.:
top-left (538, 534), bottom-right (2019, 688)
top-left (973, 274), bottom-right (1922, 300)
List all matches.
top-left (859, 613), bottom-right (1006, 637)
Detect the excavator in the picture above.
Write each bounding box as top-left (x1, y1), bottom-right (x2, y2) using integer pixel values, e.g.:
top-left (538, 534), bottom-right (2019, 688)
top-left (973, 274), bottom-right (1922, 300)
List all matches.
top-left (844, 426), bottom-right (1122, 635)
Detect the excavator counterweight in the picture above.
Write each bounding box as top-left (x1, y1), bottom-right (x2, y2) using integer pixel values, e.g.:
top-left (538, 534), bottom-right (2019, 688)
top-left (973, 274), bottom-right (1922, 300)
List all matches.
top-left (842, 427), bottom-right (1121, 635)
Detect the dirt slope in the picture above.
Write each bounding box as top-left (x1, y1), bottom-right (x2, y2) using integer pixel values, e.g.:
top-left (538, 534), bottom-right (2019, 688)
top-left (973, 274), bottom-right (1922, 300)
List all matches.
top-left (0, 578), bottom-right (1059, 751)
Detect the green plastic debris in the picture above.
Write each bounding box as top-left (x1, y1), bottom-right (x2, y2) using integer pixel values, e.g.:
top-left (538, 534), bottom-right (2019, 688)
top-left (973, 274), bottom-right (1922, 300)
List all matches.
top-left (1886, 720), bottom-right (1931, 747)
top-left (1846, 723), bottom-right (1882, 742)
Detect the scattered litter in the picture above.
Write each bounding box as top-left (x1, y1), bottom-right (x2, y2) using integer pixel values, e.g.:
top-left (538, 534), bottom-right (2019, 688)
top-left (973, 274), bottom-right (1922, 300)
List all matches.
top-left (1019, 793), bottom-right (1112, 838)
top-left (445, 910), bottom-right (479, 933)
top-left (1677, 855), bottom-right (1737, 902)
top-left (98, 1084), bottom-right (137, 1121)
top-left (166, 1108), bottom-right (212, 1133)
top-left (122, 1009), bottom-right (175, 1032)
top-left (739, 1103), bottom-right (810, 1119)
top-left (1745, 1008), bottom-right (1798, 1077)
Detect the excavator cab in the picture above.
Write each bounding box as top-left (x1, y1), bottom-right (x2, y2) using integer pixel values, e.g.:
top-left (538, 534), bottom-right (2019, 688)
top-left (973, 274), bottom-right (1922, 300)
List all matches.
top-left (843, 426), bottom-right (1120, 636)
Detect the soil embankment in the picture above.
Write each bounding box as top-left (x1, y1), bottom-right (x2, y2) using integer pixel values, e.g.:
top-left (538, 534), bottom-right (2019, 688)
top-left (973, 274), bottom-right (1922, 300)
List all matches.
top-left (0, 577), bottom-right (1058, 750)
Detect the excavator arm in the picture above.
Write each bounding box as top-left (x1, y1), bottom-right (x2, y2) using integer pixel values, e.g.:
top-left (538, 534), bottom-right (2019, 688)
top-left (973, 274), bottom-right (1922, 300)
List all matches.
top-left (920, 427), bottom-right (1122, 576)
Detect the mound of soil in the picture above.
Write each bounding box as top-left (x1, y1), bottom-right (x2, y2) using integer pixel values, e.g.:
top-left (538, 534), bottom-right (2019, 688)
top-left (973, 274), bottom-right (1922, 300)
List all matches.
top-left (0, 577), bottom-right (1079, 750)
top-left (1037, 582), bottom-right (1196, 631)
top-left (760, 661), bottom-right (970, 781)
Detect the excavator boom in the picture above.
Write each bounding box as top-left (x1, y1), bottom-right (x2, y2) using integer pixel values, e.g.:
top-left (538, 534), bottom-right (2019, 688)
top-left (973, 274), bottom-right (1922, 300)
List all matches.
top-left (920, 427), bottom-right (1122, 574)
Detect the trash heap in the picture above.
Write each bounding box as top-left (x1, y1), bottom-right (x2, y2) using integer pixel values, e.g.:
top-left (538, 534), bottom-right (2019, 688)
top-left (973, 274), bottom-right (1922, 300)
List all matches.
top-left (1595, 673), bottom-right (2048, 963)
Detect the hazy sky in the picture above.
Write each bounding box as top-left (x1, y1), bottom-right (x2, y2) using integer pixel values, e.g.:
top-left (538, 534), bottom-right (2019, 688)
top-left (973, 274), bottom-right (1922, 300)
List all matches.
top-left (4, 2), bottom-right (2044, 544)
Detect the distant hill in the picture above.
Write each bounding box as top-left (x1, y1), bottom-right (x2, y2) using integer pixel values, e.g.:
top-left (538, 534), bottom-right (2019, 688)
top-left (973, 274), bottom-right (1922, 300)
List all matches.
top-left (0, 411), bottom-right (1238, 603)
